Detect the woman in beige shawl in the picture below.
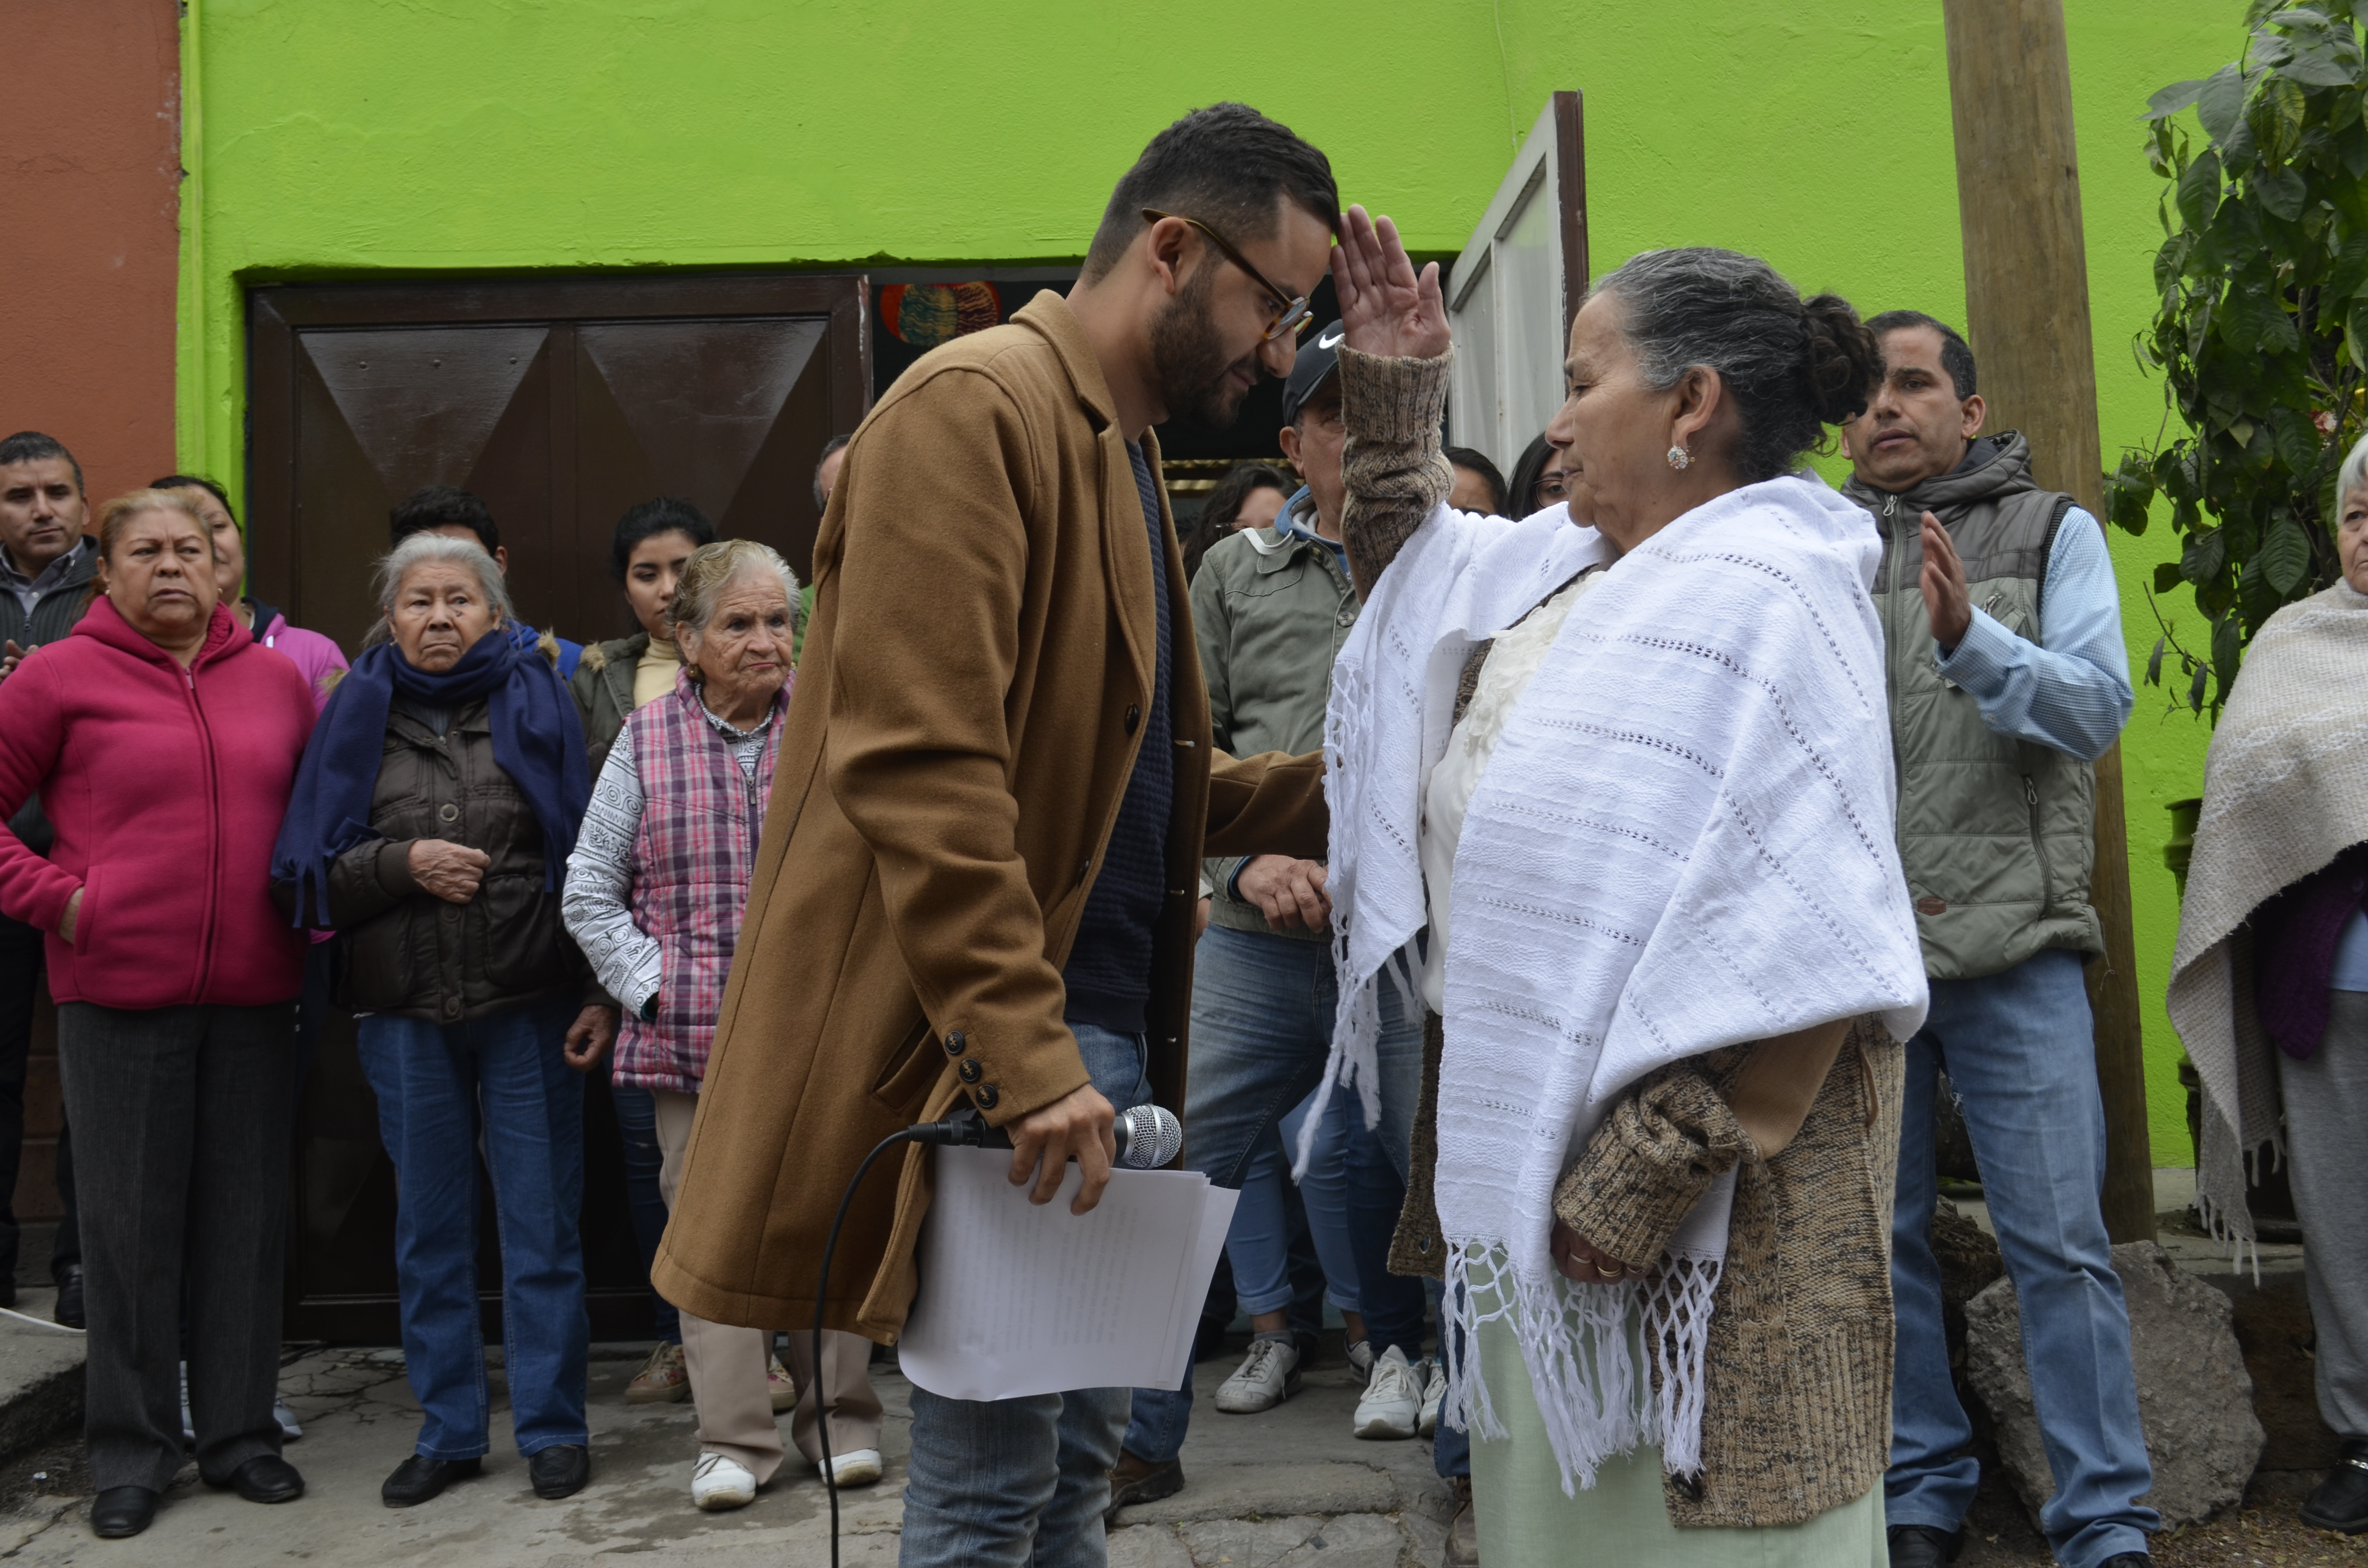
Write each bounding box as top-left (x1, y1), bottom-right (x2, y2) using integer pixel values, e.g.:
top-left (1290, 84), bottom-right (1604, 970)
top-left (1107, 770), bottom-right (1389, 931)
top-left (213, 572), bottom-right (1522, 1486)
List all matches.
top-left (2169, 430), bottom-right (2368, 1536)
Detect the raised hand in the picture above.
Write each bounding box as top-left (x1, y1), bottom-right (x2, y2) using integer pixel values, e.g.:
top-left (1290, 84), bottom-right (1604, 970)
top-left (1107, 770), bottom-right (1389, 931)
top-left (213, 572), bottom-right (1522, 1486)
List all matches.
top-left (1332, 204), bottom-right (1451, 361)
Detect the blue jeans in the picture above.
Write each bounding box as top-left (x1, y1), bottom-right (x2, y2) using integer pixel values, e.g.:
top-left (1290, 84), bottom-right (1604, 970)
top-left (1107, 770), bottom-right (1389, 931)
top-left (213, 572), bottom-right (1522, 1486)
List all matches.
top-left (1228, 1087), bottom-right (1363, 1313)
top-left (1887, 949), bottom-right (2158, 1568)
top-left (356, 993), bottom-right (589, 1460)
top-left (609, 1082), bottom-right (682, 1343)
top-left (1124, 925), bottom-right (1431, 1468)
top-left (899, 1022), bottom-right (1152, 1568)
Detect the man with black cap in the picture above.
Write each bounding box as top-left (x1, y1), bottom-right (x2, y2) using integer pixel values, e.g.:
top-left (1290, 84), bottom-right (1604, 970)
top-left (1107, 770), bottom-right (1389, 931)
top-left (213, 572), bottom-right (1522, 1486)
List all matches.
top-left (1110, 325), bottom-right (1458, 1542)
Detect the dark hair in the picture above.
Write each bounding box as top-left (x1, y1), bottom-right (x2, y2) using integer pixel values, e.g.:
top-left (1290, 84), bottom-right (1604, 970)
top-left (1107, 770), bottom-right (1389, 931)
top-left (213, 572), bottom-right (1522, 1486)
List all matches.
top-left (1591, 248), bottom-right (1879, 484)
top-left (813, 434), bottom-right (852, 513)
top-left (1864, 309), bottom-right (1978, 401)
top-left (608, 497), bottom-right (717, 585)
top-left (0, 432), bottom-right (84, 493)
top-left (1181, 461), bottom-right (1291, 581)
top-left (1442, 446), bottom-right (1507, 515)
top-left (150, 474), bottom-right (235, 524)
top-left (1081, 104), bottom-right (1339, 283)
top-left (390, 485), bottom-right (499, 552)
top-left (1505, 434), bottom-right (1555, 517)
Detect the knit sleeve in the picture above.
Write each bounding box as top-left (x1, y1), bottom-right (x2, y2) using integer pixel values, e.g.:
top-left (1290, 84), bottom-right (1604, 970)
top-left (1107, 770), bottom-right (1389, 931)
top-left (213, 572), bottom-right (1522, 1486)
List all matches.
top-left (1551, 1047), bottom-right (1755, 1267)
top-left (1337, 345), bottom-right (1456, 598)
top-left (561, 721), bottom-right (660, 1016)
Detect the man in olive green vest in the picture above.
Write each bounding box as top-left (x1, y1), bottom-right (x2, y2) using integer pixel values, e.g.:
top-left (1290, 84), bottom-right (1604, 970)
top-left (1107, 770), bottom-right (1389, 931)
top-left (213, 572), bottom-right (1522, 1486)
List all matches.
top-left (1840, 317), bottom-right (2157, 1568)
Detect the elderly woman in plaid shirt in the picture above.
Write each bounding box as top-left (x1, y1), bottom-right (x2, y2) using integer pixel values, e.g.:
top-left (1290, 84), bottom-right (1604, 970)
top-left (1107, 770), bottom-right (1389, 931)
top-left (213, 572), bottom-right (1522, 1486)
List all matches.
top-left (562, 539), bottom-right (883, 1512)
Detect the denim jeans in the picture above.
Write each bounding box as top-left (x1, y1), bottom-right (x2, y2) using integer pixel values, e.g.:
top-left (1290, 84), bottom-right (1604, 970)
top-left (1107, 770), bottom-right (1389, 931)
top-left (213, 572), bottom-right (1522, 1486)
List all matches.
top-left (1125, 925), bottom-right (1430, 1468)
top-left (1227, 1086), bottom-right (1363, 1313)
top-left (899, 1022), bottom-right (1151, 1568)
top-left (1887, 949), bottom-right (2158, 1568)
top-left (356, 993), bottom-right (589, 1460)
top-left (610, 1081), bottom-right (682, 1343)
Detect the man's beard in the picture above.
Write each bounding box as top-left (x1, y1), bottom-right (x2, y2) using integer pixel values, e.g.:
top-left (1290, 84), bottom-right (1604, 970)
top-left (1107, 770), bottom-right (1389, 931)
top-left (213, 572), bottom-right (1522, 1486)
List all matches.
top-left (1147, 262), bottom-right (1259, 431)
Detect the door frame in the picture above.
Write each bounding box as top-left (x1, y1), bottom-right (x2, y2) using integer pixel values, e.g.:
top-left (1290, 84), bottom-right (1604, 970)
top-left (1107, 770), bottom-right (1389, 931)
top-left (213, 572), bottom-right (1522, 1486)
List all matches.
top-left (246, 271), bottom-right (872, 630)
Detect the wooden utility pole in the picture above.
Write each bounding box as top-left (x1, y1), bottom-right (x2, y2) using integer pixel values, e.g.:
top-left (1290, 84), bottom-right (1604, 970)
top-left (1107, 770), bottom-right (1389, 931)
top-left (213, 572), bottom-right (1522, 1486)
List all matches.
top-left (1943, 0), bottom-right (2157, 1243)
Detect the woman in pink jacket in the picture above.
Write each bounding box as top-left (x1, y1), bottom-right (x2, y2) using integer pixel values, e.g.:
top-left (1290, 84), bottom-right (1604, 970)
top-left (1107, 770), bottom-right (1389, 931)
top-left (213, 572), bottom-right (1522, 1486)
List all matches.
top-left (153, 474), bottom-right (349, 711)
top-left (0, 490), bottom-right (317, 1541)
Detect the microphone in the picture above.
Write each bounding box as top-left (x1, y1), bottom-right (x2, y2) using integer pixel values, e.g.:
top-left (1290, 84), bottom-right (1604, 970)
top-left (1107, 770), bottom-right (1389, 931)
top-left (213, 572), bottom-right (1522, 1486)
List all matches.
top-left (909, 1102), bottom-right (1182, 1168)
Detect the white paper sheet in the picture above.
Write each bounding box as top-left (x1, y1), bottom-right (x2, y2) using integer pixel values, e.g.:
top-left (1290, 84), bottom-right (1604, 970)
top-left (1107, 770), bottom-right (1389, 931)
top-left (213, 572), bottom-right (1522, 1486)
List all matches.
top-left (898, 1147), bottom-right (1240, 1402)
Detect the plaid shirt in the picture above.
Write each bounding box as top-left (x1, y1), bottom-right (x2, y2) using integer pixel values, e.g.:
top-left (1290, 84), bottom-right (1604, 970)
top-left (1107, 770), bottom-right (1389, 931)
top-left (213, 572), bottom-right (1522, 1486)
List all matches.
top-left (608, 674), bottom-right (782, 1092)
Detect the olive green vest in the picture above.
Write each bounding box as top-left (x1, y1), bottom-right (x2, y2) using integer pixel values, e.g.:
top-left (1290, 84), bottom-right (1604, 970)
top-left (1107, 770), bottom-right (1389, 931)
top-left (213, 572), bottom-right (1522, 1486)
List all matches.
top-left (1842, 433), bottom-right (2102, 981)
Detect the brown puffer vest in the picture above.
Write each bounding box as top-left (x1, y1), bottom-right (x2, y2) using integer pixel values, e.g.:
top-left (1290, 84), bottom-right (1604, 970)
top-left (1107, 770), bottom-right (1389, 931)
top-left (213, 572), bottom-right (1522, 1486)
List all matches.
top-left (323, 696), bottom-right (593, 1023)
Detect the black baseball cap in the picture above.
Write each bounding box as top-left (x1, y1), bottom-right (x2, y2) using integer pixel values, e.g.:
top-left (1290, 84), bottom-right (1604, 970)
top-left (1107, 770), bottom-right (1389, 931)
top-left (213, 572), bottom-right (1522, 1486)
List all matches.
top-left (1280, 320), bottom-right (1347, 425)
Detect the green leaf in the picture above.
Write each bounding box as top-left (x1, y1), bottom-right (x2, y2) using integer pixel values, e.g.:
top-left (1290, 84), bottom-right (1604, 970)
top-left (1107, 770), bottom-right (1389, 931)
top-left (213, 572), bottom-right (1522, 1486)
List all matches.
top-left (2184, 526), bottom-right (2230, 583)
top-left (2148, 77), bottom-right (2213, 118)
top-left (2274, 408), bottom-right (2323, 472)
top-left (2276, 45), bottom-right (2358, 86)
top-left (2147, 636), bottom-right (2169, 686)
top-left (2327, 226), bottom-right (2368, 298)
top-left (2154, 563), bottom-right (2186, 595)
top-left (2212, 612), bottom-right (2245, 685)
top-left (2262, 512), bottom-right (2315, 591)
top-left (2177, 148), bottom-right (2222, 228)
top-left (2346, 297), bottom-right (2368, 367)
top-left (2258, 163), bottom-right (2309, 219)
top-left (2196, 62), bottom-right (2251, 146)
top-left (2263, 77), bottom-right (2309, 163)
top-left (2189, 661), bottom-right (2212, 712)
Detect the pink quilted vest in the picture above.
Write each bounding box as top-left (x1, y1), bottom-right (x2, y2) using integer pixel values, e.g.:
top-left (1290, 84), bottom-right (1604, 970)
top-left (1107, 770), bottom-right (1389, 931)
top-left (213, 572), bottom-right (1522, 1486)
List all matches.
top-left (612, 672), bottom-right (786, 1092)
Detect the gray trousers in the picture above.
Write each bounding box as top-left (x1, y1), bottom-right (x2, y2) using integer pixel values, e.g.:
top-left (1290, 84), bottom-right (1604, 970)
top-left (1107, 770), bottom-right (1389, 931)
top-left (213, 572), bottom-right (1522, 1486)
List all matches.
top-left (58, 1000), bottom-right (296, 1492)
top-left (2282, 988), bottom-right (2368, 1440)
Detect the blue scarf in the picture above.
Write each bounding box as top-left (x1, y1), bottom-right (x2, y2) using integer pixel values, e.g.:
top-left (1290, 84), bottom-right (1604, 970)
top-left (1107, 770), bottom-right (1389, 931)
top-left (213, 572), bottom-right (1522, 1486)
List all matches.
top-left (272, 624), bottom-right (589, 926)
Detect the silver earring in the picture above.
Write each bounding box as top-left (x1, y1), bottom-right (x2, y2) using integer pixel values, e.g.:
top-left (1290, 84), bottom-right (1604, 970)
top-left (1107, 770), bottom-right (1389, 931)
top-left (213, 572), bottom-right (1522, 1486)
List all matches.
top-left (1666, 444), bottom-right (1691, 471)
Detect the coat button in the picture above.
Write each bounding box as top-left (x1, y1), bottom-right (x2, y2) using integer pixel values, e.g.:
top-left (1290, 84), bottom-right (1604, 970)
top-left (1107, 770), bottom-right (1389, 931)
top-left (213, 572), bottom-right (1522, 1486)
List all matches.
top-left (945, 1030), bottom-right (966, 1055)
top-left (958, 1058), bottom-right (982, 1084)
top-left (973, 1084), bottom-right (999, 1110)
top-left (438, 803), bottom-right (459, 822)
top-left (442, 997), bottom-right (461, 1020)
top-left (442, 906), bottom-right (459, 923)
top-left (1124, 705), bottom-right (1141, 735)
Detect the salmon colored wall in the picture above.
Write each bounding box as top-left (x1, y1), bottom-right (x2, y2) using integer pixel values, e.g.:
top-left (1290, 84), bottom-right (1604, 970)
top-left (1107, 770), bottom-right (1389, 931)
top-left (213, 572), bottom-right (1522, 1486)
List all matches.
top-left (0, 0), bottom-right (181, 505)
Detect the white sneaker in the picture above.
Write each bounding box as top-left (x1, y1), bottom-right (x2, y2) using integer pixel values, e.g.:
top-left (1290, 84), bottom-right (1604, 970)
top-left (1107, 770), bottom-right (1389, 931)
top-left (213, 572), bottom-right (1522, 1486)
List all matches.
top-left (1353, 1345), bottom-right (1422, 1439)
top-left (691, 1451), bottom-right (758, 1510)
top-left (1345, 1338), bottom-right (1376, 1385)
top-left (826, 1447), bottom-right (882, 1487)
top-left (1418, 1358), bottom-right (1446, 1437)
top-left (1212, 1336), bottom-right (1302, 1414)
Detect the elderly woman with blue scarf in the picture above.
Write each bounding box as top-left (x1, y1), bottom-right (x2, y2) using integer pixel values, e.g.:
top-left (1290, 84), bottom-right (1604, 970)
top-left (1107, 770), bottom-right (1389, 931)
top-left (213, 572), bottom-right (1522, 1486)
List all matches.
top-left (272, 533), bottom-right (610, 1512)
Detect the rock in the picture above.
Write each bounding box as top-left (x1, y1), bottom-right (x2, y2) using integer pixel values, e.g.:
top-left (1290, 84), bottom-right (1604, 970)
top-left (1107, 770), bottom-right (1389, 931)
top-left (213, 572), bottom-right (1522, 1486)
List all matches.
top-left (1963, 1240), bottom-right (2264, 1529)
top-left (1933, 1198), bottom-right (2004, 1359)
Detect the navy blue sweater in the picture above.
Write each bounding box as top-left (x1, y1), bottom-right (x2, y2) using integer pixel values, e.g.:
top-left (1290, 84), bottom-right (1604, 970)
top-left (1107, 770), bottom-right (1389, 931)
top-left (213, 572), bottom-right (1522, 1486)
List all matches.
top-left (1061, 441), bottom-right (1174, 1034)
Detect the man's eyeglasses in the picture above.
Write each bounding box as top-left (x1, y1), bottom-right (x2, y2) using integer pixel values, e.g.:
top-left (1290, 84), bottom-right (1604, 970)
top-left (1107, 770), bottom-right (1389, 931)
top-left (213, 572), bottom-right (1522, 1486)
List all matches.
top-left (1142, 208), bottom-right (1314, 343)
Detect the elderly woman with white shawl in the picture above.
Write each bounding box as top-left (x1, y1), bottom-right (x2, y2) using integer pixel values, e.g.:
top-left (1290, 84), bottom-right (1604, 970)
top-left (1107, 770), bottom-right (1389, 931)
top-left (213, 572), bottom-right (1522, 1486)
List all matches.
top-left (1314, 210), bottom-right (1929, 1562)
top-left (2168, 433), bottom-right (2368, 1537)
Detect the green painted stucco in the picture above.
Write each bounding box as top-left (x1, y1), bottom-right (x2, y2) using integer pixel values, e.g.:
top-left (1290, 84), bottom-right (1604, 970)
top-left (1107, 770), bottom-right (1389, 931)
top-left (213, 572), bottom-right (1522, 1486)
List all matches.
top-left (180, 0), bottom-right (2245, 1164)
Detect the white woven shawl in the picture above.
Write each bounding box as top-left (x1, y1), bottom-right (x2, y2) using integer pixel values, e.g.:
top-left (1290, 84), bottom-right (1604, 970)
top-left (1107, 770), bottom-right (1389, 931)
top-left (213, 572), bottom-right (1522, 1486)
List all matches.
top-left (1320, 477), bottom-right (1928, 1490)
top-left (2167, 580), bottom-right (2368, 1263)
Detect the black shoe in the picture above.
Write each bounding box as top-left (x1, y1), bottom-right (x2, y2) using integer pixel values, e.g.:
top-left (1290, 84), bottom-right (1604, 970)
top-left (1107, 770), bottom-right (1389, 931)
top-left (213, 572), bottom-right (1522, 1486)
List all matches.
top-left (1887, 1524), bottom-right (1964, 1568)
top-left (1103, 1448), bottom-right (1184, 1524)
top-left (90, 1485), bottom-right (157, 1538)
top-left (381, 1453), bottom-right (479, 1508)
top-left (528, 1444), bottom-right (589, 1500)
top-left (53, 1264), bottom-right (83, 1330)
top-left (213, 1454), bottom-right (304, 1504)
top-left (2302, 1439), bottom-right (2368, 1533)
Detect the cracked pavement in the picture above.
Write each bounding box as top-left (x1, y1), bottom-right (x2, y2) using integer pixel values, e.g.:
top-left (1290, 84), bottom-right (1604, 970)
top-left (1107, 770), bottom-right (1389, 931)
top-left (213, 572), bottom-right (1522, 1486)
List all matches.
top-left (0, 1342), bottom-right (1459, 1566)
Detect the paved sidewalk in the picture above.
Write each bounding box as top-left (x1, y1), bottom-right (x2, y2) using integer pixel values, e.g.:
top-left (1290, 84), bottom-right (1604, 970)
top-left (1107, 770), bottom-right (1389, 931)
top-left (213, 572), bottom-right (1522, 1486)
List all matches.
top-left (0, 1343), bottom-right (1454, 1567)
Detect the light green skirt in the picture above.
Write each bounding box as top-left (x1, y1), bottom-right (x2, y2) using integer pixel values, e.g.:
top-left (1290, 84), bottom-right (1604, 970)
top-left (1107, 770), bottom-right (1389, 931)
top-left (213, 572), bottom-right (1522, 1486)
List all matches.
top-left (1469, 1316), bottom-right (1885, 1567)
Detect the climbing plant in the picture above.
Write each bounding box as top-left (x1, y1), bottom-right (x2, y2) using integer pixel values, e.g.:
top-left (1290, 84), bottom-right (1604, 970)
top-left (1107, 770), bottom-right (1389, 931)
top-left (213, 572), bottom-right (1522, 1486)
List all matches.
top-left (2105, 0), bottom-right (2368, 718)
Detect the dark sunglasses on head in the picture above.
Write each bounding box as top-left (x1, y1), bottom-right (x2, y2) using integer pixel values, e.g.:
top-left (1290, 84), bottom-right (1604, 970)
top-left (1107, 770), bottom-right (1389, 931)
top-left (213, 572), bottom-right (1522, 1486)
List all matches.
top-left (1142, 208), bottom-right (1314, 343)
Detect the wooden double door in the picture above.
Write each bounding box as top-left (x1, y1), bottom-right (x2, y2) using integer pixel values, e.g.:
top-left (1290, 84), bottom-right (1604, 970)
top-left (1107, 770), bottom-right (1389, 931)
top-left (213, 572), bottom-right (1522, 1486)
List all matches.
top-left (248, 274), bottom-right (870, 1341)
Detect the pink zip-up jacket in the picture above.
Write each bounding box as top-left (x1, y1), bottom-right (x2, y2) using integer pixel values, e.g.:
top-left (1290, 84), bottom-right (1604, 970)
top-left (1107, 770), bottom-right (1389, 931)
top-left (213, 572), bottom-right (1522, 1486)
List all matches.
top-left (256, 610), bottom-right (349, 714)
top-left (0, 598), bottom-right (317, 1008)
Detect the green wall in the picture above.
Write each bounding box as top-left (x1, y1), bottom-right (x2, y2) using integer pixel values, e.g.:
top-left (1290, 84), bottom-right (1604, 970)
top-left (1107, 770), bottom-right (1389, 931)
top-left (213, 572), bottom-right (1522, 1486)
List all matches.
top-left (182, 0), bottom-right (2244, 1164)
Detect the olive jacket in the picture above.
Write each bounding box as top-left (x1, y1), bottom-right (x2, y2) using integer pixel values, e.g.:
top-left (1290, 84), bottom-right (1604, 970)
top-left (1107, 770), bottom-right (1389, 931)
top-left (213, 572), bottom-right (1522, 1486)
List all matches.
top-left (569, 633), bottom-right (648, 782)
top-left (653, 291), bottom-right (1329, 1338)
top-left (320, 696), bottom-right (598, 1023)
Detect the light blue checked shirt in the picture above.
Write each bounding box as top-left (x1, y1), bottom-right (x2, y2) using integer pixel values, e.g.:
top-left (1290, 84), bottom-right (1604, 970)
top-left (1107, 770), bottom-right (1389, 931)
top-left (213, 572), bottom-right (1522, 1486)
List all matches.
top-left (1930, 506), bottom-right (2132, 762)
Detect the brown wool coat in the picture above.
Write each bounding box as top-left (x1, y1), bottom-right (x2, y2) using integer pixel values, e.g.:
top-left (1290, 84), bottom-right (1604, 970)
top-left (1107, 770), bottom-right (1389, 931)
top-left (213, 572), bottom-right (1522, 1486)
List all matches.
top-left (652, 292), bottom-right (1329, 1339)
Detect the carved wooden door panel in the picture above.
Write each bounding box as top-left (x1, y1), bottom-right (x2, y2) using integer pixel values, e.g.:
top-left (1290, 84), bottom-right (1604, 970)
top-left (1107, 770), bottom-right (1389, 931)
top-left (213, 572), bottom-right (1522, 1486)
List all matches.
top-left (249, 274), bottom-right (869, 1341)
